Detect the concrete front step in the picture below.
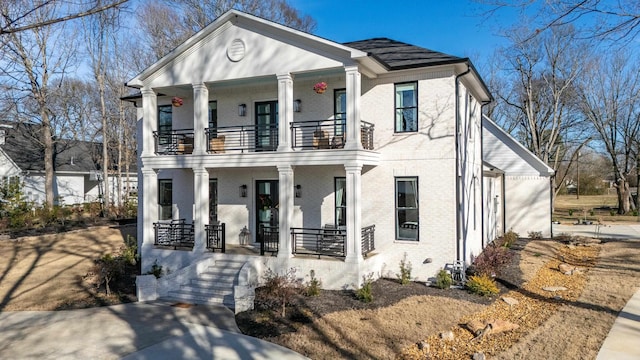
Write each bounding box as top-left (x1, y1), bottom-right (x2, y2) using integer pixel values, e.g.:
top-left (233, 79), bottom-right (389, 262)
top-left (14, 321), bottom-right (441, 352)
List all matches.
top-left (163, 259), bottom-right (246, 310)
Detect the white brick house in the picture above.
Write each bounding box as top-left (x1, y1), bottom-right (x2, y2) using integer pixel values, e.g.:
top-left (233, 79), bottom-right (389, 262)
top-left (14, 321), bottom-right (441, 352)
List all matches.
top-left (128, 10), bottom-right (493, 310)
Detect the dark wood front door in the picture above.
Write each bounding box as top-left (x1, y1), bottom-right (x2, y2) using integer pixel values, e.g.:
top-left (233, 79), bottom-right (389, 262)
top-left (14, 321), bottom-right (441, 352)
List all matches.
top-left (255, 101), bottom-right (278, 151)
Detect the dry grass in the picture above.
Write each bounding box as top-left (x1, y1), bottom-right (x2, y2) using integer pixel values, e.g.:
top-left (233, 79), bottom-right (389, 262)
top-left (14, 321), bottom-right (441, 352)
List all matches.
top-left (554, 195), bottom-right (638, 224)
top-left (0, 225), bottom-right (135, 311)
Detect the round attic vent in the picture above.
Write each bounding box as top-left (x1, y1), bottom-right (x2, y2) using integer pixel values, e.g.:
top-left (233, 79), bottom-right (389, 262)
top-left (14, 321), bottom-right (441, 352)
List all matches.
top-left (227, 39), bottom-right (246, 62)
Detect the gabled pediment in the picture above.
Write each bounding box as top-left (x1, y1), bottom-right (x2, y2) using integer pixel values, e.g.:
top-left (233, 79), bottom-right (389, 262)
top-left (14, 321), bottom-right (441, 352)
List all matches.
top-left (128, 10), bottom-right (368, 89)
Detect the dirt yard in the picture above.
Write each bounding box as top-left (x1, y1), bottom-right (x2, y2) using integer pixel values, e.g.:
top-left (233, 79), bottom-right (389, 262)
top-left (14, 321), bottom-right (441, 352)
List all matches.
top-left (1, 225), bottom-right (639, 360)
top-left (0, 224), bottom-right (136, 311)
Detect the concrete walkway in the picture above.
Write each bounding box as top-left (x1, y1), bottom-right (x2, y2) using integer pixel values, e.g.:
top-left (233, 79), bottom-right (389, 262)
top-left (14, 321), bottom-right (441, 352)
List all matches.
top-left (0, 302), bottom-right (308, 359)
top-left (597, 288), bottom-right (640, 359)
top-left (554, 223), bottom-right (640, 359)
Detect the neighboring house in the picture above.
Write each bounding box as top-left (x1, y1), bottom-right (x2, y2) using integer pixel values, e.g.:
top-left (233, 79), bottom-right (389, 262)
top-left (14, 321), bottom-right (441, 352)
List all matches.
top-left (128, 10), bottom-right (494, 310)
top-left (0, 121), bottom-right (137, 206)
top-left (482, 115), bottom-right (555, 239)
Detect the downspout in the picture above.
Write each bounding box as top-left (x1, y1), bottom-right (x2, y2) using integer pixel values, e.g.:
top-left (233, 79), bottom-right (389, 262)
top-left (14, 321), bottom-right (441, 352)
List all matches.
top-left (455, 65), bottom-right (471, 263)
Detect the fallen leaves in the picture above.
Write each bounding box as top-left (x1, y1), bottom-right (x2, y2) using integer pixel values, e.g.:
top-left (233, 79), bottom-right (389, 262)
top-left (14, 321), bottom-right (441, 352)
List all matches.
top-left (398, 242), bottom-right (600, 359)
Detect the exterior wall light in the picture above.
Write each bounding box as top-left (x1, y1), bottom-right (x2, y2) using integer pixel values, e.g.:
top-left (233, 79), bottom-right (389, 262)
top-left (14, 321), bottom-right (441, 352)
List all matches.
top-left (295, 184), bottom-right (302, 198)
top-left (238, 104), bottom-right (247, 116)
top-left (239, 184), bottom-right (247, 197)
top-left (293, 99), bottom-right (301, 112)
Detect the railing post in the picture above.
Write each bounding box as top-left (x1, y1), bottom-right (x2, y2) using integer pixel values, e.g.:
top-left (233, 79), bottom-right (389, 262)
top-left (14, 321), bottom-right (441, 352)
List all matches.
top-left (221, 223), bottom-right (226, 253)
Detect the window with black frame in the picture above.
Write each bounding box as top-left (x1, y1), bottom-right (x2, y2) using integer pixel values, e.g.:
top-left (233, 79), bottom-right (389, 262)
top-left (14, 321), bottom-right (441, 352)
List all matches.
top-left (158, 105), bottom-right (172, 145)
top-left (395, 82), bottom-right (418, 133)
top-left (395, 177), bottom-right (418, 240)
top-left (335, 177), bottom-right (346, 226)
top-left (158, 179), bottom-right (172, 220)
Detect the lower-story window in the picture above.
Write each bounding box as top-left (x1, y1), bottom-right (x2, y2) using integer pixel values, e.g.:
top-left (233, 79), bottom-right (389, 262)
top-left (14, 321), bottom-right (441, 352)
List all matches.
top-left (158, 179), bottom-right (172, 220)
top-left (335, 177), bottom-right (346, 226)
top-left (395, 177), bottom-right (418, 241)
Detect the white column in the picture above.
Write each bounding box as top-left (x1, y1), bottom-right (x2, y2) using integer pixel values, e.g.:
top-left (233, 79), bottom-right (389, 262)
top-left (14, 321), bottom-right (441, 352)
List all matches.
top-left (141, 88), bottom-right (158, 156)
top-left (344, 66), bottom-right (363, 150)
top-left (193, 167), bottom-right (209, 252)
top-left (344, 163), bottom-right (363, 263)
top-left (141, 168), bottom-right (158, 266)
top-left (277, 164), bottom-right (294, 258)
top-left (192, 83), bottom-right (209, 155)
top-left (277, 73), bottom-right (293, 151)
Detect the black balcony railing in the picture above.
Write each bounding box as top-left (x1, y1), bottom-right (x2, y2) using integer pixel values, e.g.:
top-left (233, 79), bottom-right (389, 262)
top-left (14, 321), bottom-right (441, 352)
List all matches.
top-left (260, 225), bottom-right (279, 255)
top-left (361, 225), bottom-right (375, 256)
top-left (153, 219), bottom-right (194, 249)
top-left (290, 120), bottom-right (375, 150)
top-left (153, 129), bottom-right (195, 155)
top-left (206, 124), bottom-right (278, 154)
top-left (205, 223), bottom-right (225, 252)
top-left (291, 226), bottom-right (346, 257)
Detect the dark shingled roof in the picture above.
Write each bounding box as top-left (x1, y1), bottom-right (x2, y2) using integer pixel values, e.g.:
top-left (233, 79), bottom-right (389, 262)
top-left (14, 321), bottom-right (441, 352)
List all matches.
top-left (344, 38), bottom-right (466, 70)
top-left (0, 122), bottom-right (135, 173)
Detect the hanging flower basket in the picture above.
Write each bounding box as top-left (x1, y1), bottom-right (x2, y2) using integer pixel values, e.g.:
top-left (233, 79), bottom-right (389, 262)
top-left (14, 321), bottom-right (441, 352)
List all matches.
top-left (313, 81), bottom-right (327, 94)
top-left (171, 97), bottom-right (184, 107)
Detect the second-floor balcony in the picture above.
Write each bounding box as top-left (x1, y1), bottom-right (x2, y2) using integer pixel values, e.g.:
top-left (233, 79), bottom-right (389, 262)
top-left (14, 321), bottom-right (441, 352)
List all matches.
top-left (152, 120), bottom-right (375, 155)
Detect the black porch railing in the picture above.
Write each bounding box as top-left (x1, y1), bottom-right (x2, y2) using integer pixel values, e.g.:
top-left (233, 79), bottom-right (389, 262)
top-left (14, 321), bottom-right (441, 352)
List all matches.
top-left (361, 225), bottom-right (375, 256)
top-left (153, 129), bottom-right (195, 155)
top-left (290, 225), bottom-right (375, 258)
top-left (153, 219), bottom-right (194, 249)
top-left (290, 120), bottom-right (375, 150)
top-left (205, 223), bottom-right (225, 252)
top-left (206, 124), bottom-right (278, 154)
top-left (291, 226), bottom-right (346, 257)
top-left (260, 225), bottom-right (279, 255)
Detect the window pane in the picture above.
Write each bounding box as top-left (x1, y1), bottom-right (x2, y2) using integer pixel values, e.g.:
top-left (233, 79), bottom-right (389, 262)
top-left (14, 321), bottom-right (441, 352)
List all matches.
top-left (395, 177), bottom-right (418, 241)
top-left (395, 82), bottom-right (418, 132)
top-left (208, 101), bottom-right (217, 129)
top-left (335, 177), bottom-right (346, 226)
top-left (209, 179), bottom-right (217, 223)
top-left (158, 105), bottom-right (172, 145)
top-left (334, 90), bottom-right (346, 136)
top-left (158, 179), bottom-right (172, 220)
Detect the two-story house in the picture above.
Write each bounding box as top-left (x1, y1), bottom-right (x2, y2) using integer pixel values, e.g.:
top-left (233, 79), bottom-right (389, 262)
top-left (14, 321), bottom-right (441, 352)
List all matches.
top-left (128, 10), bottom-right (493, 311)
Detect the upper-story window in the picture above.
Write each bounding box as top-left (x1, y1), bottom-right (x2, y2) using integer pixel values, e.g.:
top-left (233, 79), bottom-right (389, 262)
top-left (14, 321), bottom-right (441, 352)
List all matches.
top-left (158, 105), bottom-right (172, 145)
top-left (395, 82), bottom-right (418, 133)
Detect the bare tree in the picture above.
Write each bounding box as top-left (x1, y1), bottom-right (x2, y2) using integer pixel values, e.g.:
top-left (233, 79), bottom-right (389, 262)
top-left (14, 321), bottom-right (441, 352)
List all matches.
top-left (577, 52), bottom-right (640, 214)
top-left (475, 1), bottom-right (640, 43)
top-left (0, 3), bottom-right (78, 207)
top-left (490, 25), bottom-right (591, 205)
top-left (0, 0), bottom-right (128, 35)
top-left (136, 0), bottom-right (316, 60)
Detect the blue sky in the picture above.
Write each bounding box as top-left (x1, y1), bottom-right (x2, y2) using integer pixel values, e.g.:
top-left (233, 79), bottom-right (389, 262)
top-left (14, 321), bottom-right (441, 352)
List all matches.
top-left (290, 1), bottom-right (513, 64)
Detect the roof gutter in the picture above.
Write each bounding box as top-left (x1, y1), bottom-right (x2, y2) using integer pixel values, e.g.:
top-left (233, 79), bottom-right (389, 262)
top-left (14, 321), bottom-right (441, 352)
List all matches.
top-left (479, 100), bottom-right (492, 250)
top-left (455, 64), bottom-right (471, 263)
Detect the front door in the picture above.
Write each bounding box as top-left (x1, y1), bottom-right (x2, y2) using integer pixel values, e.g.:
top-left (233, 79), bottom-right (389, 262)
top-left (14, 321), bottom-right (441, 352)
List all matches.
top-left (256, 180), bottom-right (279, 242)
top-left (255, 101), bottom-right (278, 151)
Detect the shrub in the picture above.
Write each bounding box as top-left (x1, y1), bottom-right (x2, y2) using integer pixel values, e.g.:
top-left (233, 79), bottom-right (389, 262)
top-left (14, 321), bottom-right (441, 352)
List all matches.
top-left (145, 259), bottom-right (163, 278)
top-left (396, 255), bottom-right (412, 285)
top-left (528, 231), bottom-right (542, 240)
top-left (466, 274), bottom-right (499, 296)
top-left (356, 273), bottom-right (374, 303)
top-left (93, 253), bottom-right (125, 295)
top-left (500, 230), bottom-right (519, 248)
top-left (610, 210), bottom-right (616, 216)
top-left (435, 269), bottom-right (452, 289)
top-left (473, 243), bottom-right (513, 276)
top-left (256, 268), bottom-right (303, 317)
top-left (568, 209), bottom-right (574, 216)
top-left (305, 270), bottom-right (321, 297)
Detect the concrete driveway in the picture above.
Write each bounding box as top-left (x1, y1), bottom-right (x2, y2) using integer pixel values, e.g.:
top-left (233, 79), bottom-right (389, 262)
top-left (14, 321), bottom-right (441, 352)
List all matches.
top-left (0, 302), bottom-right (308, 360)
